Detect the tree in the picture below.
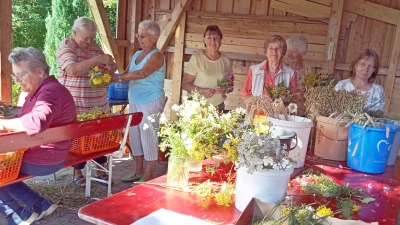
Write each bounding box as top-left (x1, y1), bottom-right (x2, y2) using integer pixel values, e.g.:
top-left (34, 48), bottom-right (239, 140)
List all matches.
top-left (43, 0), bottom-right (90, 76)
top-left (12, 0), bottom-right (51, 50)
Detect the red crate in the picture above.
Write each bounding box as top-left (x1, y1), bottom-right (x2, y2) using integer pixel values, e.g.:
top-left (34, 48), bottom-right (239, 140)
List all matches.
top-left (0, 149), bottom-right (25, 185)
top-left (70, 129), bottom-right (122, 155)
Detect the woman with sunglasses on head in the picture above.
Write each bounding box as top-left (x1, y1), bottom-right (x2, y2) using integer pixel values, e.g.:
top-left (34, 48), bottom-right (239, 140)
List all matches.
top-left (182, 25), bottom-right (233, 112)
top-left (113, 20), bottom-right (166, 183)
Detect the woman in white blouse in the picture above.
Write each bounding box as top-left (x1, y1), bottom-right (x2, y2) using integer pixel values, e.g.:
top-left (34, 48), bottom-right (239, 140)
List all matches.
top-left (334, 49), bottom-right (385, 112)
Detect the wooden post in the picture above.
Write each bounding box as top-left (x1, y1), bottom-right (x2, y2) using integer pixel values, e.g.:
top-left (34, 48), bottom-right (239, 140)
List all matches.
top-left (324, 0), bottom-right (344, 74)
top-left (169, 12), bottom-right (186, 121)
top-left (128, 0), bottom-right (142, 60)
top-left (384, 19), bottom-right (400, 112)
top-left (87, 0), bottom-right (124, 73)
top-left (116, 0), bottom-right (128, 68)
top-left (0, 0), bottom-right (12, 105)
top-left (157, 0), bottom-right (193, 52)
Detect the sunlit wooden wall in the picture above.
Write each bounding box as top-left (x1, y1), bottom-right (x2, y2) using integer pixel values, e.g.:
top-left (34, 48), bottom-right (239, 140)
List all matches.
top-left (114, 0), bottom-right (400, 118)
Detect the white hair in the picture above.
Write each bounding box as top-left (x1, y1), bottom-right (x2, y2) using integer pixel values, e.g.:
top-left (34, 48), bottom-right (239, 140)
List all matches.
top-left (286, 36), bottom-right (308, 55)
top-left (9, 47), bottom-right (50, 75)
top-left (138, 20), bottom-right (160, 36)
top-left (72, 17), bottom-right (97, 33)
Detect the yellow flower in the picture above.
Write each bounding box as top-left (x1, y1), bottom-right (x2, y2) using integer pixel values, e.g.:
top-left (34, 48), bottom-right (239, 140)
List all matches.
top-left (282, 206), bottom-right (290, 216)
top-left (352, 204), bottom-right (361, 212)
top-left (93, 66), bottom-right (99, 72)
top-left (92, 77), bottom-right (102, 85)
top-left (103, 73), bottom-right (112, 83)
top-left (316, 206), bottom-right (333, 216)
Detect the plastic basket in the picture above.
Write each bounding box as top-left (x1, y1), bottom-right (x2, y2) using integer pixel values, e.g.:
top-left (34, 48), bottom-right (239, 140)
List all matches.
top-left (0, 149), bottom-right (25, 185)
top-left (70, 129), bottom-right (122, 155)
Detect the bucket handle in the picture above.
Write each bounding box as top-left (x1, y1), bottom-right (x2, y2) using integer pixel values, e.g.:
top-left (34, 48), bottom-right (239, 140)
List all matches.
top-left (289, 132), bottom-right (297, 151)
top-left (348, 129), bottom-right (367, 142)
top-left (316, 128), bottom-right (348, 142)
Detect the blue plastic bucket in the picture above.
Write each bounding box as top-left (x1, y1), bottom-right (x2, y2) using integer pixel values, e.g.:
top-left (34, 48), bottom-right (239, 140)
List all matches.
top-left (347, 123), bottom-right (398, 174)
top-left (108, 81), bottom-right (129, 100)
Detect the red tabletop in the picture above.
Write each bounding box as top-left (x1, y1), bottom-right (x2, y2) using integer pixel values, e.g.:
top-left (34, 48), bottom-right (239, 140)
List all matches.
top-left (78, 158), bottom-right (400, 225)
top-left (287, 160), bottom-right (400, 225)
top-left (78, 161), bottom-right (243, 225)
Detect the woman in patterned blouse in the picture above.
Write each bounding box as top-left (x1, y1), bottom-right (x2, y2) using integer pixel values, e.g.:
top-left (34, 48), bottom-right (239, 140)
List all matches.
top-left (334, 49), bottom-right (385, 113)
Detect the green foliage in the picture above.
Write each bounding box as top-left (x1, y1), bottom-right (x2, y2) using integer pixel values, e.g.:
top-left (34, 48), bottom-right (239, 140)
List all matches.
top-left (12, 83), bottom-right (21, 106)
top-left (298, 172), bottom-right (374, 219)
top-left (103, 0), bottom-right (117, 36)
top-left (12, 0), bottom-right (51, 49)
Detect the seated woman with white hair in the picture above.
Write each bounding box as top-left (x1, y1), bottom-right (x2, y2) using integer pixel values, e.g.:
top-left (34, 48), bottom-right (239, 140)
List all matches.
top-left (1, 47), bottom-right (76, 225)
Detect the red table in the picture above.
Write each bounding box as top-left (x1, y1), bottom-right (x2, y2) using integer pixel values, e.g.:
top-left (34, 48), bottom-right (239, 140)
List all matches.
top-left (78, 158), bottom-right (400, 225)
top-left (286, 159), bottom-right (400, 225)
top-left (78, 161), bottom-right (244, 225)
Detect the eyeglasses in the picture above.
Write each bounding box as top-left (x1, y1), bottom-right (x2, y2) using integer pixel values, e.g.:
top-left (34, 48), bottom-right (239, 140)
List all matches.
top-left (11, 70), bottom-right (30, 81)
top-left (135, 33), bottom-right (152, 39)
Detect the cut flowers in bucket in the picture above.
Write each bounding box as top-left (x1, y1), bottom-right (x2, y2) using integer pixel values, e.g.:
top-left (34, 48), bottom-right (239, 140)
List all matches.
top-left (153, 91), bottom-right (246, 161)
top-left (222, 122), bottom-right (296, 174)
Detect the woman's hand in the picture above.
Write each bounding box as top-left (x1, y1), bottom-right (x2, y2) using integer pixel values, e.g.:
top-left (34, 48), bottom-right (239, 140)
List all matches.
top-left (199, 88), bottom-right (215, 98)
top-left (96, 54), bottom-right (115, 65)
top-left (214, 86), bottom-right (225, 94)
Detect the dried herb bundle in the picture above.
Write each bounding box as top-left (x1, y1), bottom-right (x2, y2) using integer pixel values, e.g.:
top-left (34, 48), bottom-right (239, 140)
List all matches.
top-left (304, 82), bottom-right (366, 120)
top-left (245, 96), bottom-right (290, 122)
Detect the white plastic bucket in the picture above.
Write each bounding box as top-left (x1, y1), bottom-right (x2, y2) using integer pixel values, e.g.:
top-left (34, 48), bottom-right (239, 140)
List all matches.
top-left (267, 115), bottom-right (313, 168)
top-left (314, 116), bottom-right (348, 161)
top-left (235, 166), bottom-right (294, 212)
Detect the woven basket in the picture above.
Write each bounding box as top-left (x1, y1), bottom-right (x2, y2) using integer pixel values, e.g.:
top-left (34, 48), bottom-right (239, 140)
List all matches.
top-left (0, 149), bottom-right (25, 185)
top-left (70, 129), bottom-right (122, 155)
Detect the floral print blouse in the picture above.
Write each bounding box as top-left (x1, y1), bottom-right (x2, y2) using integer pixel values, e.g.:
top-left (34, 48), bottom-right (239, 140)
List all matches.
top-left (334, 78), bottom-right (386, 112)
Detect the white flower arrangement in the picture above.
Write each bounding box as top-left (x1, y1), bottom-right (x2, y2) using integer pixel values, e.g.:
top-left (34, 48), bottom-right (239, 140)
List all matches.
top-left (152, 92), bottom-right (246, 160)
top-left (222, 122), bottom-right (295, 174)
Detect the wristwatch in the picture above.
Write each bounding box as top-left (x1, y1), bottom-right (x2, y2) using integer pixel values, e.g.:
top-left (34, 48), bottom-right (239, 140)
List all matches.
top-left (118, 75), bottom-right (122, 83)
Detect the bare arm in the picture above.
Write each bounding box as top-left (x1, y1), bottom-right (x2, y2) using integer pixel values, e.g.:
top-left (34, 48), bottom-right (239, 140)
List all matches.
top-left (114, 53), bottom-right (163, 82)
top-left (65, 54), bottom-right (115, 76)
top-left (182, 73), bottom-right (215, 98)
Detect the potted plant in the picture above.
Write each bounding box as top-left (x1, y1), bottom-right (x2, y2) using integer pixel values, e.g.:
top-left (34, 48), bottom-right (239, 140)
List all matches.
top-left (153, 92), bottom-right (245, 187)
top-left (304, 73), bottom-right (366, 161)
top-left (221, 122), bottom-right (296, 212)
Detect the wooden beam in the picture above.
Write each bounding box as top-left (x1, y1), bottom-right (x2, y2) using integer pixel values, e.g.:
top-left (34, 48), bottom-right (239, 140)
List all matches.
top-left (128, 0), bottom-right (142, 61)
top-left (324, 0), bottom-right (344, 74)
top-left (87, 0), bottom-right (124, 73)
top-left (157, 0), bottom-right (193, 52)
top-left (0, 0), bottom-right (12, 105)
top-left (344, 0), bottom-right (400, 25)
top-left (384, 19), bottom-right (400, 112)
top-left (169, 12), bottom-right (186, 121)
top-left (116, 0), bottom-right (128, 68)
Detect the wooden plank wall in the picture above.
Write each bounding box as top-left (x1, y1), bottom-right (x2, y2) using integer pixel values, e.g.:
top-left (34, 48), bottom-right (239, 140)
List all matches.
top-left (116, 0), bottom-right (400, 116)
top-left (0, 0), bottom-right (12, 105)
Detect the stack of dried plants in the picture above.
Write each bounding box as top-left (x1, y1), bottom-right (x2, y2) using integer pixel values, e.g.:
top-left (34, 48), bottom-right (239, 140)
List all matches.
top-left (245, 96), bottom-right (290, 122)
top-left (304, 81), bottom-right (367, 120)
